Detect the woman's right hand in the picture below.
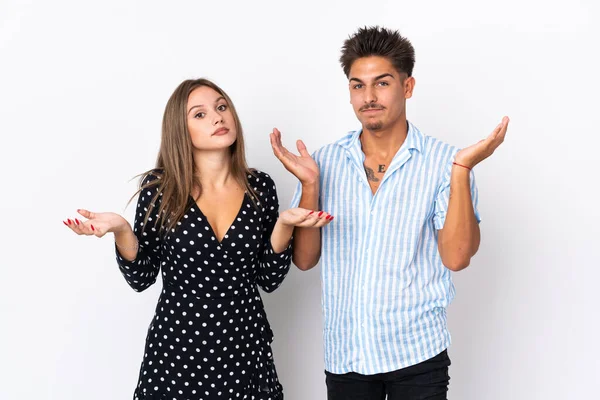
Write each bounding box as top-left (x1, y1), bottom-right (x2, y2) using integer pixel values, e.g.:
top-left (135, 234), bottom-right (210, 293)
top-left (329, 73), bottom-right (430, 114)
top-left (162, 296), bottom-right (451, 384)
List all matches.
top-left (278, 208), bottom-right (333, 229)
top-left (63, 209), bottom-right (130, 238)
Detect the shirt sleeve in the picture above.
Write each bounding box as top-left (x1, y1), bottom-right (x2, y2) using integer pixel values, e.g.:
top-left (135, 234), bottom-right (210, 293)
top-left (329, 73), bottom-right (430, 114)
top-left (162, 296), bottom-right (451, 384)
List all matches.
top-left (115, 172), bottom-right (163, 292)
top-left (433, 156), bottom-right (481, 230)
top-left (255, 173), bottom-right (292, 293)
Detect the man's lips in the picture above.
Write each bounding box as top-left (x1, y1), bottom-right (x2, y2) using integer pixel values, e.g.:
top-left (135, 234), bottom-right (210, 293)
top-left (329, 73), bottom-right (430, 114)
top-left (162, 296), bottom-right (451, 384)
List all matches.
top-left (361, 108), bottom-right (384, 113)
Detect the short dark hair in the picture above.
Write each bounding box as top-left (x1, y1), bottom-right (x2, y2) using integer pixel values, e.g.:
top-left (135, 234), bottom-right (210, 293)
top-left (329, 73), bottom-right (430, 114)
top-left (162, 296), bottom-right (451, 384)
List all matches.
top-left (340, 26), bottom-right (415, 78)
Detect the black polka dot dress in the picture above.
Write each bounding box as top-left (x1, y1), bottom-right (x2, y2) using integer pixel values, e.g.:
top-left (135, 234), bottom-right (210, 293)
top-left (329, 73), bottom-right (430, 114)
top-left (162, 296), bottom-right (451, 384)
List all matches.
top-left (115, 170), bottom-right (292, 400)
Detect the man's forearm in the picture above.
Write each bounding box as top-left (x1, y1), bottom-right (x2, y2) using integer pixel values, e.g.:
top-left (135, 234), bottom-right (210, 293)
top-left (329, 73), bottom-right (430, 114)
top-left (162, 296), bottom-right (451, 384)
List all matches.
top-left (292, 183), bottom-right (321, 270)
top-left (438, 166), bottom-right (481, 271)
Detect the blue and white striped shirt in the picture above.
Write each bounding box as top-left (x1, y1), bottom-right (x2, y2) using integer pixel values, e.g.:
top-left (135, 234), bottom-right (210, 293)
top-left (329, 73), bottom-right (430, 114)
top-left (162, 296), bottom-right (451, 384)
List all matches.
top-left (291, 122), bottom-right (480, 374)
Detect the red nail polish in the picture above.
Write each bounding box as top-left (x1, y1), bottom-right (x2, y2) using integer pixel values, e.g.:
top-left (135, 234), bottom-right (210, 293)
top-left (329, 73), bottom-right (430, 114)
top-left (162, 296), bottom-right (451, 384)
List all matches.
top-left (75, 219), bottom-right (80, 225)
top-left (309, 211), bottom-right (314, 215)
top-left (318, 211), bottom-right (323, 217)
top-left (330, 216), bottom-right (335, 220)
top-left (67, 219), bottom-right (72, 224)
top-left (63, 221), bottom-right (69, 226)
top-left (91, 225), bottom-right (95, 231)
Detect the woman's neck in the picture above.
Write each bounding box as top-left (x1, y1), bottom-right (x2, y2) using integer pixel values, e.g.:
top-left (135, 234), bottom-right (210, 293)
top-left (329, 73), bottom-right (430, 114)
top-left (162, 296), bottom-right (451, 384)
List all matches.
top-left (192, 149), bottom-right (234, 189)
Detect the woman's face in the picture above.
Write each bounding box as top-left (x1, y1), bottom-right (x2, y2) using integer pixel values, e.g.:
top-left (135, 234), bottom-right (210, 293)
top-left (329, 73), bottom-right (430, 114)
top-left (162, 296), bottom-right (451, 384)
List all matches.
top-left (186, 86), bottom-right (237, 151)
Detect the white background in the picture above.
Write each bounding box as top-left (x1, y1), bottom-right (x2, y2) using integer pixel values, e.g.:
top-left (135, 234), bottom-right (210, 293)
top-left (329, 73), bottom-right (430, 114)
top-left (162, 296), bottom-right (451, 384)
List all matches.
top-left (1, 0), bottom-right (599, 399)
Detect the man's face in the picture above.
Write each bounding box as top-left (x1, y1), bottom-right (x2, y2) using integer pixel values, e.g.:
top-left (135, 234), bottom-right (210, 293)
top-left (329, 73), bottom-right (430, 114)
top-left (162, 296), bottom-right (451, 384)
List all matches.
top-left (348, 56), bottom-right (414, 132)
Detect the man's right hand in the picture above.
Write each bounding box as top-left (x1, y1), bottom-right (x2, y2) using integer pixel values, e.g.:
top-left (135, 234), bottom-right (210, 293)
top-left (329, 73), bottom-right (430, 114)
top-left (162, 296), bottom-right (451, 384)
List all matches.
top-left (270, 128), bottom-right (319, 186)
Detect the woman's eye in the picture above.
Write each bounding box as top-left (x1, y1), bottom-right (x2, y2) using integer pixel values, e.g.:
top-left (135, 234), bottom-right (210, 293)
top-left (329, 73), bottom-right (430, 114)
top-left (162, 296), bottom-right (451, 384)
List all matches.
top-left (217, 104), bottom-right (227, 111)
top-left (194, 112), bottom-right (206, 118)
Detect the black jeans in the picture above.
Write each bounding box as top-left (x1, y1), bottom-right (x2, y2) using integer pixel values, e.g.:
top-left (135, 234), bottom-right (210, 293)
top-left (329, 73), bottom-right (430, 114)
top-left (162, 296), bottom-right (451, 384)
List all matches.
top-left (325, 350), bottom-right (451, 400)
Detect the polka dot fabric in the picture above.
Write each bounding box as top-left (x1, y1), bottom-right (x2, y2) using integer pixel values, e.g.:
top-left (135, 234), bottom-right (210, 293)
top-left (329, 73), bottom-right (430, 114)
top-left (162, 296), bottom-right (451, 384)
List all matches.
top-left (116, 170), bottom-right (292, 400)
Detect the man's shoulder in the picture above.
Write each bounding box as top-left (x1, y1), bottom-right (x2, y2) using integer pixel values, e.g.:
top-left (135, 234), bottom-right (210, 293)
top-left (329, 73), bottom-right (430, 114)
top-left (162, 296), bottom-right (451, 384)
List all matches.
top-left (414, 127), bottom-right (460, 160)
top-left (312, 130), bottom-right (359, 163)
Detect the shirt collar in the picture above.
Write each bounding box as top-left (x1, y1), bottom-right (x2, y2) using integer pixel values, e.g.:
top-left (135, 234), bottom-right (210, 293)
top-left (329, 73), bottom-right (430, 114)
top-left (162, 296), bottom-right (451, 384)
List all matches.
top-left (336, 120), bottom-right (424, 157)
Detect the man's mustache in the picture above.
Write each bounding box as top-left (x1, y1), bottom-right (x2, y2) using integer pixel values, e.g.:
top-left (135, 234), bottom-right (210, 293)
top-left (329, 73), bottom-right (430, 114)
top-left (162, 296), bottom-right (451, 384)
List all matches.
top-left (360, 104), bottom-right (385, 111)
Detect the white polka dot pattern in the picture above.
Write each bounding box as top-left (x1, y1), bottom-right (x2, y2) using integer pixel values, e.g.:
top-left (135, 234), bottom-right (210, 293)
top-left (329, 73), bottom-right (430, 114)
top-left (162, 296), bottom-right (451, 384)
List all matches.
top-left (115, 170), bottom-right (292, 399)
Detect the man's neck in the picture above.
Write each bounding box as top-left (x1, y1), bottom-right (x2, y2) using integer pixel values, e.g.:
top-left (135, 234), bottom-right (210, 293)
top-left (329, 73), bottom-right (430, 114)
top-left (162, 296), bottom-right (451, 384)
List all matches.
top-left (360, 117), bottom-right (408, 160)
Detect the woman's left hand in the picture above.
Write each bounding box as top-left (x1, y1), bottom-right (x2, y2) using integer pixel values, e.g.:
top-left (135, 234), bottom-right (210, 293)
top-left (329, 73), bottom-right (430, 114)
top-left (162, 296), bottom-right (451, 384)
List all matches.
top-left (278, 208), bottom-right (333, 228)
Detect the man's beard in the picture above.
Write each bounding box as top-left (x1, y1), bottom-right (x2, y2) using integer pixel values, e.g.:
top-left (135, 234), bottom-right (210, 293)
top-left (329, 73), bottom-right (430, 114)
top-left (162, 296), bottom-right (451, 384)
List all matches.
top-left (365, 120), bottom-right (384, 131)
top-left (360, 104), bottom-right (385, 131)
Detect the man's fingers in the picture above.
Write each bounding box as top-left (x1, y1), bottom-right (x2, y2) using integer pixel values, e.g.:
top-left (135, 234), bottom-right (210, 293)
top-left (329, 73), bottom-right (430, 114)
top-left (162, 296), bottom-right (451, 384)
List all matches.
top-left (270, 131), bottom-right (297, 160)
top-left (270, 135), bottom-right (293, 164)
top-left (269, 132), bottom-right (281, 152)
top-left (490, 123), bottom-right (502, 139)
top-left (283, 152), bottom-right (299, 167)
top-left (491, 116), bottom-right (509, 141)
top-left (273, 127), bottom-right (281, 140)
top-left (488, 117), bottom-right (509, 147)
top-left (273, 128), bottom-right (284, 148)
top-left (273, 129), bottom-right (297, 157)
top-left (270, 134), bottom-right (284, 158)
top-left (498, 116), bottom-right (509, 141)
top-left (297, 140), bottom-right (311, 158)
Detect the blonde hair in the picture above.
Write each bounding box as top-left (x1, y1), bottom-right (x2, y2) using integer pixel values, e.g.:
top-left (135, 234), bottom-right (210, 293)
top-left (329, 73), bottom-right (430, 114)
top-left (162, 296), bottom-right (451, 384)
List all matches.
top-left (131, 78), bottom-right (257, 234)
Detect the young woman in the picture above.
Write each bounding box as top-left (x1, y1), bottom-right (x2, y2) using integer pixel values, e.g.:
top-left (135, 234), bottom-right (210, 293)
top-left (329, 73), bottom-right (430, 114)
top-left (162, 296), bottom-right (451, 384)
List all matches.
top-left (63, 78), bottom-right (333, 400)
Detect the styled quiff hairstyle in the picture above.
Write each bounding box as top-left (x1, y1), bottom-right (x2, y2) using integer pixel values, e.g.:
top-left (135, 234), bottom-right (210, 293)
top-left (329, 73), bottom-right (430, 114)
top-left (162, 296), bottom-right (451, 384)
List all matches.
top-left (340, 26), bottom-right (416, 78)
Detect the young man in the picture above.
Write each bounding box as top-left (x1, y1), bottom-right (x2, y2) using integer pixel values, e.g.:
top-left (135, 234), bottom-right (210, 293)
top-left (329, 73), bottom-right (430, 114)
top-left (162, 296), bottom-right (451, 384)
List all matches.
top-left (271, 26), bottom-right (508, 400)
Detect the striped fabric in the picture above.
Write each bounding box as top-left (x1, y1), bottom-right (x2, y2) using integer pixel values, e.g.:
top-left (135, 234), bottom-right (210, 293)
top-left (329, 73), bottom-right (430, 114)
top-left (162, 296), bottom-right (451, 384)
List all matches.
top-left (290, 121), bottom-right (480, 374)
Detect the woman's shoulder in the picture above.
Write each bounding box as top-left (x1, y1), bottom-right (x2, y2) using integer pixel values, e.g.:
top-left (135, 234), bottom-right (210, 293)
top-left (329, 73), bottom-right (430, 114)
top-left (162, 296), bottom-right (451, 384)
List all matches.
top-left (140, 168), bottom-right (164, 185)
top-left (137, 168), bottom-right (164, 201)
top-left (247, 168), bottom-right (276, 191)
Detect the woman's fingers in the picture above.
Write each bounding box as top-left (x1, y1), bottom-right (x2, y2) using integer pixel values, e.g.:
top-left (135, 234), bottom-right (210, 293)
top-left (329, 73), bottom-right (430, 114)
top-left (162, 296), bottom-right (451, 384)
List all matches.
top-left (77, 208), bottom-right (95, 219)
top-left (297, 210), bottom-right (333, 227)
top-left (63, 215), bottom-right (94, 236)
top-left (279, 208), bottom-right (335, 228)
top-left (313, 212), bottom-right (334, 228)
top-left (63, 218), bottom-right (81, 234)
top-left (90, 223), bottom-right (105, 237)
